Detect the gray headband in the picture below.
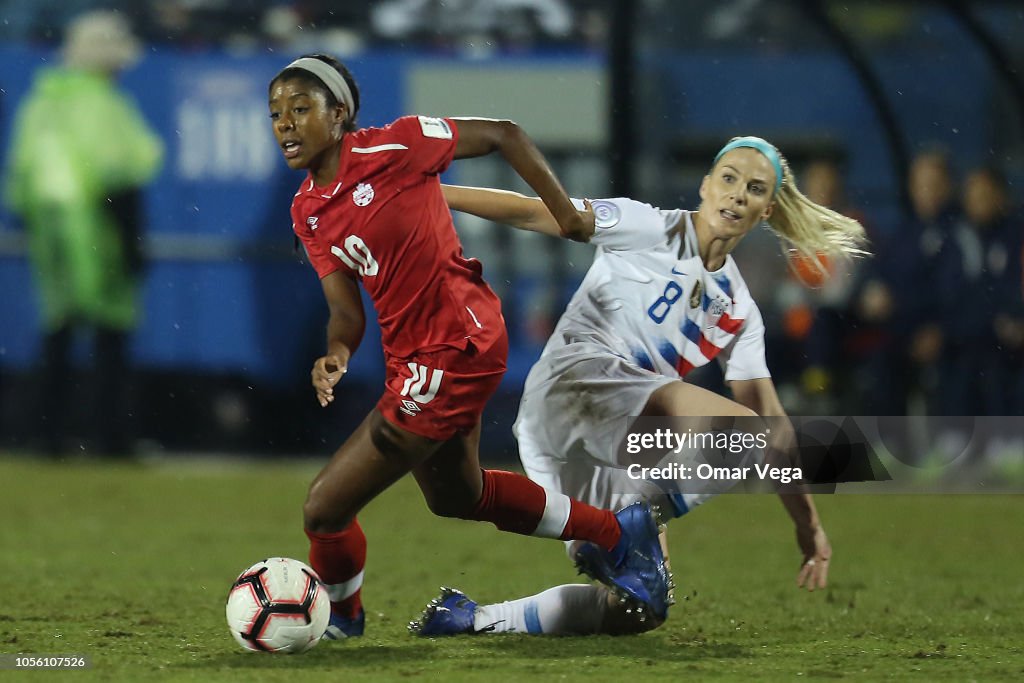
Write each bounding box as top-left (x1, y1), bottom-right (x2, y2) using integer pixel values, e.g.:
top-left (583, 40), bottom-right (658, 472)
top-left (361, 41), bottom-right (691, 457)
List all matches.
top-left (285, 57), bottom-right (355, 117)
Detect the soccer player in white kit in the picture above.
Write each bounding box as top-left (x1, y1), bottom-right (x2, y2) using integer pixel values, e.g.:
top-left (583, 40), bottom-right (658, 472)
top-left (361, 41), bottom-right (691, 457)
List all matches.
top-left (410, 137), bottom-right (867, 636)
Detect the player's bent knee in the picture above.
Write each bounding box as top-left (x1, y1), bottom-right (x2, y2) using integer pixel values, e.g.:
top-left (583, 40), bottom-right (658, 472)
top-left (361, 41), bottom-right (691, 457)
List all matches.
top-left (421, 490), bottom-right (477, 519)
top-left (302, 485), bottom-right (356, 533)
top-left (645, 381), bottom-right (758, 420)
top-left (415, 462), bottom-right (483, 519)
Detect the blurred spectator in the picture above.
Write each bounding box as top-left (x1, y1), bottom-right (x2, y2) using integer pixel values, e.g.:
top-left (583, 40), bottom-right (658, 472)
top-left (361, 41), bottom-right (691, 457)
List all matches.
top-left (3, 10), bottom-right (164, 456)
top-left (132, 0), bottom-right (270, 49)
top-left (0, 0), bottom-right (583, 51)
top-left (371, 0), bottom-right (574, 52)
top-left (703, 0), bottom-right (813, 49)
top-left (853, 147), bottom-right (960, 415)
top-left (0, 0), bottom-right (1012, 56)
top-left (936, 166), bottom-right (1023, 416)
top-left (0, 0), bottom-right (99, 41)
top-left (259, 3), bottom-right (369, 56)
top-left (775, 158), bottom-right (869, 412)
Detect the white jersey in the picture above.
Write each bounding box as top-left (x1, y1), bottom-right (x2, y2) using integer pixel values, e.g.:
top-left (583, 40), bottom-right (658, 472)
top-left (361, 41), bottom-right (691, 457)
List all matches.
top-left (532, 197), bottom-right (770, 385)
top-left (515, 198), bottom-right (771, 513)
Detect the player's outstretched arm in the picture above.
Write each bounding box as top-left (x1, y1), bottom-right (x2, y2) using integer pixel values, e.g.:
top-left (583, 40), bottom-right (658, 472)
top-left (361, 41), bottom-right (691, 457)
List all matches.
top-left (787, 504), bottom-right (831, 591)
top-left (449, 118), bottom-right (594, 241)
top-left (729, 377), bottom-right (832, 591)
top-left (442, 184), bottom-right (593, 240)
top-left (312, 272), bottom-right (365, 408)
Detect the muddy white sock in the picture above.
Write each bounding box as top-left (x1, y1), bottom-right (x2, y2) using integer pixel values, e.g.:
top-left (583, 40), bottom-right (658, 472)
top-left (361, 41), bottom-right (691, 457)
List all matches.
top-left (473, 583), bottom-right (606, 634)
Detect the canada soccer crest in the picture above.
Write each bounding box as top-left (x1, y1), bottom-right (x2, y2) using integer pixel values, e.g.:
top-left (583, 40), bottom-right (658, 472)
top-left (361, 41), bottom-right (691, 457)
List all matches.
top-left (352, 182), bottom-right (374, 207)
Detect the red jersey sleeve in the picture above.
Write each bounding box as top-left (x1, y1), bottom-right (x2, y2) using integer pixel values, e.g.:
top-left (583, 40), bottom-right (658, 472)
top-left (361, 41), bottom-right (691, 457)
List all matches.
top-left (292, 205), bottom-right (341, 279)
top-left (387, 115), bottom-right (460, 177)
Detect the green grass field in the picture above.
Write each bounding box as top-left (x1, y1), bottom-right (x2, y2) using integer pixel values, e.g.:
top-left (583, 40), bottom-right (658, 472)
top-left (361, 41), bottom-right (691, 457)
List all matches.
top-left (1, 454), bottom-right (1022, 681)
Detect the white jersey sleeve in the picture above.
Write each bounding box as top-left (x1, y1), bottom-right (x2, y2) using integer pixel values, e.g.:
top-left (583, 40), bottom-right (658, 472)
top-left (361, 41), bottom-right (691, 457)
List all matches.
top-left (571, 197), bottom-right (679, 252)
top-left (718, 301), bottom-right (771, 381)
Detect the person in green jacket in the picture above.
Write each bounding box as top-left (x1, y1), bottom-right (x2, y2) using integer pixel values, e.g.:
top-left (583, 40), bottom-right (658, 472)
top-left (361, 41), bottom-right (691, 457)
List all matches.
top-left (4, 10), bottom-right (163, 456)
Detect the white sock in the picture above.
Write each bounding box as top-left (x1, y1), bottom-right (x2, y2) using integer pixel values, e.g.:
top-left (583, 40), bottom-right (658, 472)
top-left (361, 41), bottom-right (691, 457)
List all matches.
top-left (473, 584), bottom-right (607, 634)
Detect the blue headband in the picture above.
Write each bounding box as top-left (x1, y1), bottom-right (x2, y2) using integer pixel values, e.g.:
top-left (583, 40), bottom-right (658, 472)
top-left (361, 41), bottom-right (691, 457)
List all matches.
top-left (713, 136), bottom-right (783, 192)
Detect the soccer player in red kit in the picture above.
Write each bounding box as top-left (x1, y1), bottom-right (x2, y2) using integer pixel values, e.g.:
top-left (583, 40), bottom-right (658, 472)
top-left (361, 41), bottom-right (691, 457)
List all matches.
top-left (268, 54), bottom-right (670, 638)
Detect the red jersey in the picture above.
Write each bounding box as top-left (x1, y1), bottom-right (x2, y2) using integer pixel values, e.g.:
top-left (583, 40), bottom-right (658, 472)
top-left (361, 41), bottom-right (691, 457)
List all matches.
top-left (291, 116), bottom-right (504, 360)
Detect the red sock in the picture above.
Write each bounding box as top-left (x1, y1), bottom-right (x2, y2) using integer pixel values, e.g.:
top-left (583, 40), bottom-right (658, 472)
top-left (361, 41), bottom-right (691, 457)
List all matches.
top-left (561, 497), bottom-right (621, 551)
top-left (469, 469), bottom-right (621, 551)
top-left (306, 520), bottom-right (366, 619)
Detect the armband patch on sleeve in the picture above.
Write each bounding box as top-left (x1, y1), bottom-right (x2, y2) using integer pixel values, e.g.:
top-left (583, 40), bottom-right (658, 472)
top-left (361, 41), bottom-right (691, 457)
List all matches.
top-left (592, 200), bottom-right (621, 229)
top-left (418, 116), bottom-right (453, 140)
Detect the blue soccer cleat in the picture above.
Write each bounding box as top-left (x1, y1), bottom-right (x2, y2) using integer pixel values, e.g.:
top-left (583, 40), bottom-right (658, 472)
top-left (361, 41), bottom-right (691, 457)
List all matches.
top-left (408, 587), bottom-right (479, 637)
top-left (574, 501), bottom-right (673, 620)
top-left (323, 608), bottom-right (365, 639)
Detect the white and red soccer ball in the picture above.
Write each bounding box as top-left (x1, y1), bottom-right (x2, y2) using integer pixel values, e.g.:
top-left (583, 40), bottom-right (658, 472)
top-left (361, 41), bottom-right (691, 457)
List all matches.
top-left (225, 557), bottom-right (329, 653)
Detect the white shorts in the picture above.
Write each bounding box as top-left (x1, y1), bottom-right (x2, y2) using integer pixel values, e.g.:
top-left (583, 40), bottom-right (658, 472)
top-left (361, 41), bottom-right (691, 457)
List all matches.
top-left (514, 341), bottom-right (678, 511)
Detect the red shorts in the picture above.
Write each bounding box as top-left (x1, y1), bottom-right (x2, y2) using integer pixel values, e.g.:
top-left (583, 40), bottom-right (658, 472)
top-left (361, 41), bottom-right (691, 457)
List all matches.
top-left (376, 331), bottom-right (508, 441)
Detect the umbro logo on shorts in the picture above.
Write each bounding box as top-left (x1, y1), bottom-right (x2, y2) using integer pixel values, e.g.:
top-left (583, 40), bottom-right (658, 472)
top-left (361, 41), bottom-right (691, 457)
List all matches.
top-left (400, 399), bottom-right (421, 417)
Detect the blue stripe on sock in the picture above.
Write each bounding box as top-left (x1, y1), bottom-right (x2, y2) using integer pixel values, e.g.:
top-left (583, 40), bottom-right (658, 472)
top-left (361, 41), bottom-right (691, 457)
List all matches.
top-left (523, 601), bottom-right (542, 634)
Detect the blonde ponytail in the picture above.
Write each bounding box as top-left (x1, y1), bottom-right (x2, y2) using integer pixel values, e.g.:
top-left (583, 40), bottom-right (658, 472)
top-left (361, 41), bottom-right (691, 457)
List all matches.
top-left (766, 156), bottom-right (870, 275)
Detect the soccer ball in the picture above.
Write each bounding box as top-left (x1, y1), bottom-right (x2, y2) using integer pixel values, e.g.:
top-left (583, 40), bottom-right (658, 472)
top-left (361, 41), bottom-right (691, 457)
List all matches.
top-left (225, 557), bottom-right (330, 653)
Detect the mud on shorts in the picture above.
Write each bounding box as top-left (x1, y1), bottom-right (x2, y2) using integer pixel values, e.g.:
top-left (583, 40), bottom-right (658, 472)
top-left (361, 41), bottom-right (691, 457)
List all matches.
top-left (513, 341), bottom-right (678, 510)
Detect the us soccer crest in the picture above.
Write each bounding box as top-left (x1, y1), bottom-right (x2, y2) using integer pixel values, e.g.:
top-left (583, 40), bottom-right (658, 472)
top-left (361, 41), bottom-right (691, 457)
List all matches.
top-left (705, 295), bottom-right (730, 328)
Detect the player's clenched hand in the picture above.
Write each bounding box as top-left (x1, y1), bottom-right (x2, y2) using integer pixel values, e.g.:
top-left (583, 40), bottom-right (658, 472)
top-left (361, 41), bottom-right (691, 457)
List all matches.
top-left (577, 199), bottom-right (597, 241)
top-left (796, 523), bottom-right (831, 591)
top-left (557, 200), bottom-right (596, 242)
top-left (311, 354), bottom-right (346, 408)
